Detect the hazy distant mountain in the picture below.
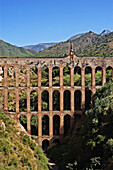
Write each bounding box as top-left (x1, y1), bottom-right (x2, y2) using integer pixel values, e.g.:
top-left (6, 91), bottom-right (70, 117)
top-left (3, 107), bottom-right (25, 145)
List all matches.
top-left (0, 40), bottom-right (38, 57)
top-left (100, 30), bottom-right (111, 36)
top-left (23, 43), bottom-right (56, 52)
top-left (68, 33), bottom-right (85, 41)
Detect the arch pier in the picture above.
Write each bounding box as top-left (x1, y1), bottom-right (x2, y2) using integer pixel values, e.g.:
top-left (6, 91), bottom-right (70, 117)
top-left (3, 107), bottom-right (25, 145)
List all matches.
top-left (0, 54), bottom-right (113, 147)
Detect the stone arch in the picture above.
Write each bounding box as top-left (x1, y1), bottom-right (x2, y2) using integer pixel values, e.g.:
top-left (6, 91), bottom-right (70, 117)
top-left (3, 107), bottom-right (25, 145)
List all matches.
top-left (53, 139), bottom-right (60, 145)
top-left (30, 67), bottom-right (38, 87)
top-left (7, 66), bottom-right (15, 87)
top-left (41, 66), bottom-right (49, 86)
top-left (74, 90), bottom-right (81, 110)
top-left (8, 91), bottom-right (16, 112)
top-left (0, 66), bottom-right (4, 87)
top-left (106, 66), bottom-right (112, 82)
top-left (19, 115), bottom-right (27, 131)
top-left (95, 66), bottom-right (102, 86)
top-left (42, 139), bottom-right (49, 151)
top-left (19, 90), bottom-right (27, 112)
top-left (85, 66), bottom-right (92, 86)
top-left (41, 90), bottom-right (49, 111)
top-left (85, 89), bottom-right (92, 110)
top-left (53, 115), bottom-right (60, 135)
top-left (63, 66), bottom-right (70, 86)
top-left (42, 115), bottom-right (49, 135)
top-left (52, 66), bottom-right (60, 86)
top-left (64, 114), bottom-right (71, 134)
top-left (19, 66), bottom-right (27, 87)
top-left (74, 66), bottom-right (81, 86)
top-left (30, 115), bottom-right (38, 136)
top-left (0, 90), bottom-right (4, 109)
top-left (30, 90), bottom-right (38, 111)
top-left (64, 90), bottom-right (71, 110)
top-left (53, 90), bottom-right (60, 111)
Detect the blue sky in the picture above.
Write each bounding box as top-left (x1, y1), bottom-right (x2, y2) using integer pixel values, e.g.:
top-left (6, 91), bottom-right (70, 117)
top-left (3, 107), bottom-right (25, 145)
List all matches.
top-left (0, 0), bottom-right (113, 46)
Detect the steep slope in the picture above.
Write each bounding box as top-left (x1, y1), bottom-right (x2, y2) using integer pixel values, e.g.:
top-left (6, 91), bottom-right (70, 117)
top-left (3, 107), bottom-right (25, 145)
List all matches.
top-left (48, 81), bottom-right (113, 170)
top-left (23, 43), bottom-right (56, 52)
top-left (0, 110), bottom-right (49, 169)
top-left (0, 40), bottom-right (38, 57)
top-left (38, 31), bottom-right (113, 57)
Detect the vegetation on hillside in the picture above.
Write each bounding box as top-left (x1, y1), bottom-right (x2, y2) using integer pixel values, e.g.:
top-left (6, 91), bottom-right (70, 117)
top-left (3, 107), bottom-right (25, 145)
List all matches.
top-left (0, 110), bottom-right (49, 170)
top-left (47, 81), bottom-right (113, 170)
top-left (38, 32), bottom-right (113, 57)
top-left (0, 40), bottom-right (38, 58)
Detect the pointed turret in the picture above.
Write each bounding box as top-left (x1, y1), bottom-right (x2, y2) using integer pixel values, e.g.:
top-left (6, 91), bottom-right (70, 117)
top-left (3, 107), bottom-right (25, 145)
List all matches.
top-left (70, 41), bottom-right (74, 61)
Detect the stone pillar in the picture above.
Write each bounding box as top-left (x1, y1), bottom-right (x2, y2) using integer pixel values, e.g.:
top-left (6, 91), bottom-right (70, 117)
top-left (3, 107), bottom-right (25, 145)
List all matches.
top-left (49, 89), bottom-right (52, 111)
top-left (27, 66), bottom-right (30, 113)
top-left (38, 90), bottom-right (42, 112)
top-left (81, 67), bottom-right (85, 109)
top-left (91, 67), bottom-right (95, 87)
top-left (49, 66), bottom-right (52, 87)
top-left (4, 62), bottom-right (8, 114)
top-left (27, 114), bottom-right (31, 134)
top-left (81, 67), bottom-right (85, 87)
top-left (102, 67), bottom-right (106, 86)
top-left (60, 66), bottom-right (63, 87)
top-left (71, 90), bottom-right (74, 113)
top-left (38, 66), bottom-right (41, 88)
top-left (49, 115), bottom-right (53, 136)
top-left (60, 115), bottom-right (64, 138)
top-left (70, 67), bottom-right (74, 87)
top-left (38, 114), bottom-right (42, 146)
top-left (15, 65), bottom-right (19, 116)
top-left (60, 90), bottom-right (63, 112)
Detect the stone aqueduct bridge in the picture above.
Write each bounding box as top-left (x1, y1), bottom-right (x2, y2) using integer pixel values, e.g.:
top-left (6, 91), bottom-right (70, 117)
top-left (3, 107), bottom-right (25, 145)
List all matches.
top-left (0, 50), bottom-right (113, 147)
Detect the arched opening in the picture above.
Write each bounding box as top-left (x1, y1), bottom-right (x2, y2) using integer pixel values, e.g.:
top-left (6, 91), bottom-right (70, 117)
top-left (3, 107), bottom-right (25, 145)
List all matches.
top-left (30, 91), bottom-right (38, 111)
top-left (19, 90), bottom-right (27, 112)
top-left (106, 66), bottom-right (112, 82)
top-left (42, 140), bottom-right (49, 151)
top-left (52, 66), bottom-right (60, 86)
top-left (95, 66), bottom-right (102, 86)
top-left (74, 66), bottom-right (81, 86)
top-left (63, 66), bottom-right (70, 86)
top-left (7, 66), bottom-right (15, 87)
top-left (19, 115), bottom-right (27, 131)
top-left (0, 67), bottom-right (4, 87)
top-left (64, 115), bottom-right (70, 135)
top-left (31, 115), bottom-right (38, 136)
top-left (30, 67), bottom-right (38, 87)
top-left (41, 66), bottom-right (49, 86)
top-left (85, 66), bottom-right (92, 86)
top-left (85, 89), bottom-right (92, 110)
top-left (53, 139), bottom-right (60, 145)
top-left (8, 91), bottom-right (16, 112)
top-left (53, 115), bottom-right (60, 135)
top-left (19, 66), bottom-right (27, 87)
top-left (42, 115), bottom-right (49, 135)
top-left (64, 90), bottom-right (70, 110)
top-left (0, 90), bottom-right (4, 109)
top-left (74, 90), bottom-right (81, 110)
top-left (42, 90), bottom-right (49, 111)
top-left (53, 90), bottom-right (60, 111)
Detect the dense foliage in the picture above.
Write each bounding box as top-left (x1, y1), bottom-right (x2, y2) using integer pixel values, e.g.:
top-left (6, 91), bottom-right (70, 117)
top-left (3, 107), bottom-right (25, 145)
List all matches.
top-left (0, 111), bottom-right (49, 169)
top-left (47, 81), bottom-right (113, 170)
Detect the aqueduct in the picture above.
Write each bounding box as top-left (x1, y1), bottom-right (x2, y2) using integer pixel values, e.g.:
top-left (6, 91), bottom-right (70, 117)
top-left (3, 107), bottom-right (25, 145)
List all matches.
top-left (0, 46), bottom-right (113, 148)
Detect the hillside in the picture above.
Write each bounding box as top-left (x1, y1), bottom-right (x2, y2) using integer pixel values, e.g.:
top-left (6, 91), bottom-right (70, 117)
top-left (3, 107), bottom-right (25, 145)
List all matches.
top-left (23, 43), bottom-right (56, 52)
top-left (38, 31), bottom-right (113, 57)
top-left (0, 110), bottom-right (49, 169)
top-left (0, 40), bottom-right (38, 58)
top-left (48, 81), bottom-right (113, 169)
